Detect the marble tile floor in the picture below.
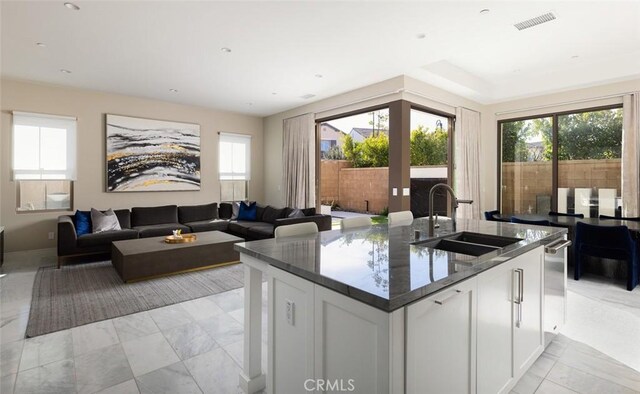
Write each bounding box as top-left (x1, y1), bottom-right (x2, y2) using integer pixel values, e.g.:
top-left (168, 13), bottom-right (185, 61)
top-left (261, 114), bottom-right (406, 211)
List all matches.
top-left (2, 248), bottom-right (640, 394)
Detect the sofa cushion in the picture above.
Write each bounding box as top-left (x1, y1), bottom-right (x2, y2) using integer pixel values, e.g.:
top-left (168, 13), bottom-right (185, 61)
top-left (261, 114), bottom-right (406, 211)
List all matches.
top-left (262, 206), bottom-right (285, 224)
top-left (77, 229), bottom-right (139, 248)
top-left (131, 205), bottom-right (178, 227)
top-left (133, 223), bottom-right (190, 238)
top-left (178, 203), bottom-right (218, 223)
top-left (238, 201), bottom-right (257, 221)
top-left (255, 204), bottom-right (266, 222)
top-left (247, 223), bottom-right (275, 240)
top-left (185, 219), bottom-right (229, 233)
top-left (231, 202), bottom-right (240, 220)
top-left (227, 220), bottom-right (260, 236)
top-left (74, 210), bottom-right (92, 236)
top-left (287, 209), bottom-right (305, 218)
top-left (218, 203), bottom-right (233, 220)
top-left (302, 207), bottom-right (316, 216)
top-left (91, 208), bottom-right (122, 233)
top-left (114, 209), bottom-right (132, 229)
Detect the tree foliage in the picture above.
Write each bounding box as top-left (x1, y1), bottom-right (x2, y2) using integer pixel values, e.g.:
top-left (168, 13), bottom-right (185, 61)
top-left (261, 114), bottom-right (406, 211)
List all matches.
top-left (342, 133), bottom-right (389, 167)
top-left (557, 109), bottom-right (622, 160)
top-left (410, 126), bottom-right (448, 165)
top-left (501, 109), bottom-right (622, 163)
top-left (324, 145), bottom-right (345, 160)
top-left (342, 125), bottom-right (448, 167)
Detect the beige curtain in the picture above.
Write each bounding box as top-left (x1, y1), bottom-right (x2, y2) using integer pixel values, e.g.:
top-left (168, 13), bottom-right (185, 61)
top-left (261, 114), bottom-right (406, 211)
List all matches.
top-left (283, 113), bottom-right (316, 208)
top-left (454, 107), bottom-right (482, 219)
top-left (622, 93), bottom-right (640, 216)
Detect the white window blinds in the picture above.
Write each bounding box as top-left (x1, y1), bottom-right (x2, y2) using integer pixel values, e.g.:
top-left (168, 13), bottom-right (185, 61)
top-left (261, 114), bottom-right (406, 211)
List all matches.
top-left (12, 111), bottom-right (77, 180)
top-left (219, 132), bottom-right (251, 180)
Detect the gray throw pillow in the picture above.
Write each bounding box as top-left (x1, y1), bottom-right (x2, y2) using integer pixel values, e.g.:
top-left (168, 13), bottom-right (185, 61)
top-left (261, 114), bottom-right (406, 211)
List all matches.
top-left (231, 202), bottom-right (240, 220)
top-left (288, 209), bottom-right (305, 218)
top-left (91, 208), bottom-right (122, 233)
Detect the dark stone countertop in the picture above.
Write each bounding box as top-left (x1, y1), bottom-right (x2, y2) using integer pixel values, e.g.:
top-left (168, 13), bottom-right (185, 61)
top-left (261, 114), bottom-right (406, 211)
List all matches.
top-left (234, 218), bottom-right (567, 312)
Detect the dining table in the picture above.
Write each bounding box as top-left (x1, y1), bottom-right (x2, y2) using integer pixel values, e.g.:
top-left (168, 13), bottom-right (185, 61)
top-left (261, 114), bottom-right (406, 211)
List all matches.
top-left (494, 213), bottom-right (639, 281)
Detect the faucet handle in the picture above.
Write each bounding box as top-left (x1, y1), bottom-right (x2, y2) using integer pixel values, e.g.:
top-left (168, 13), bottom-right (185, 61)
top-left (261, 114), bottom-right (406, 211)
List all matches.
top-left (457, 199), bottom-right (473, 205)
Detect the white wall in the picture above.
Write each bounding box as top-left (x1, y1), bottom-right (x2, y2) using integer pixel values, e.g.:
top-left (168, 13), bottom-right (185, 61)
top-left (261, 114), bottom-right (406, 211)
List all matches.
top-left (1, 78), bottom-right (264, 251)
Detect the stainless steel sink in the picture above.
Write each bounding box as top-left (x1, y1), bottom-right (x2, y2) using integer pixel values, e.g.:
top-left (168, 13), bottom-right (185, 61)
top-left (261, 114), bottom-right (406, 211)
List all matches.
top-left (412, 232), bottom-right (523, 257)
top-left (446, 232), bottom-right (523, 248)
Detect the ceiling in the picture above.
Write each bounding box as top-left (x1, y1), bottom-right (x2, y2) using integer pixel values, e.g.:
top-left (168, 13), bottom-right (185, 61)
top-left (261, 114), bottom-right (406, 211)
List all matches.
top-left (2, 1), bottom-right (640, 116)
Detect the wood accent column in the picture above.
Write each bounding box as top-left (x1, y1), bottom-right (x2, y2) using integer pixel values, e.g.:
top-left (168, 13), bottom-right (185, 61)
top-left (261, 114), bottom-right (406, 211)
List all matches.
top-left (388, 100), bottom-right (411, 212)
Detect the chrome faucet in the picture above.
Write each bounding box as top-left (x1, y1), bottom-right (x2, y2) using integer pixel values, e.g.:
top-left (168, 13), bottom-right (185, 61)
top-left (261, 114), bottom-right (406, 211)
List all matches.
top-left (428, 183), bottom-right (473, 236)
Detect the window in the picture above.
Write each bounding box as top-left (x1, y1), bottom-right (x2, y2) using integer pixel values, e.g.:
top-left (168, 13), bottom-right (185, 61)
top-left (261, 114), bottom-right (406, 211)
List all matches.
top-left (12, 112), bottom-right (76, 211)
top-left (499, 106), bottom-right (623, 217)
top-left (409, 108), bottom-right (453, 218)
top-left (219, 132), bottom-right (251, 201)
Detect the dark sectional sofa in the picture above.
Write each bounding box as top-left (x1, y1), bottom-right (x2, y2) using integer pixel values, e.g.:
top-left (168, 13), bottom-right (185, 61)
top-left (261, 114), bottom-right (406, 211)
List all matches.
top-left (57, 202), bottom-right (331, 267)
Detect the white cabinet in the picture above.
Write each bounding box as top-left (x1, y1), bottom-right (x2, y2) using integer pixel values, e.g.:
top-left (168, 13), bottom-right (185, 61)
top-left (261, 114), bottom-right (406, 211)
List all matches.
top-left (314, 285), bottom-right (391, 394)
top-left (268, 266), bottom-right (315, 394)
top-left (477, 246), bottom-right (544, 394)
top-left (267, 247), bottom-right (545, 394)
top-left (477, 259), bottom-right (516, 394)
top-left (406, 277), bottom-right (478, 394)
top-left (514, 247), bottom-right (544, 375)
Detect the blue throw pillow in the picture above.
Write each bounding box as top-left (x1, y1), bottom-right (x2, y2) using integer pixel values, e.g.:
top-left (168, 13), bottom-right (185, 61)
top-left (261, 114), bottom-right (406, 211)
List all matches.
top-left (237, 201), bottom-right (257, 221)
top-left (74, 210), bottom-right (92, 236)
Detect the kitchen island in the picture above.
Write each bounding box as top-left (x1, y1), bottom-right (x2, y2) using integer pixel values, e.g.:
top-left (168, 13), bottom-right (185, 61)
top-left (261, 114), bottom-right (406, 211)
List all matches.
top-left (234, 218), bottom-right (568, 394)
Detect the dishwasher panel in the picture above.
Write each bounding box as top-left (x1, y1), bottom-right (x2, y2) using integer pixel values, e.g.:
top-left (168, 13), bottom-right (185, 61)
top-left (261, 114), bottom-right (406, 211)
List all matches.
top-left (544, 236), bottom-right (570, 347)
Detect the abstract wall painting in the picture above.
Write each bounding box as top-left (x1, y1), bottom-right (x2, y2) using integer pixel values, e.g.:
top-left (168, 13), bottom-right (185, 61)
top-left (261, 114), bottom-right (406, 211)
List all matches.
top-left (106, 114), bottom-right (201, 192)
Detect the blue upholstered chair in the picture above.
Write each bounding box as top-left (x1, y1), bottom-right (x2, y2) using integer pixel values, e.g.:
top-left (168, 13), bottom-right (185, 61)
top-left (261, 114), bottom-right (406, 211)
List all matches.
top-left (510, 217), bottom-right (551, 226)
top-left (484, 210), bottom-right (500, 221)
top-left (574, 222), bottom-right (639, 291)
top-left (549, 211), bottom-right (584, 218)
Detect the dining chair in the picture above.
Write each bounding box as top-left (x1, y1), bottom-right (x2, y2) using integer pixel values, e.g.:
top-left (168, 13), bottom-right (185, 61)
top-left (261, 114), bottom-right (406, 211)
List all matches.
top-left (574, 222), bottom-right (638, 291)
top-left (510, 217), bottom-right (551, 226)
top-left (340, 216), bottom-right (372, 230)
top-left (274, 222), bottom-right (318, 239)
top-left (484, 210), bottom-right (500, 221)
top-left (599, 215), bottom-right (640, 222)
top-left (388, 210), bottom-right (413, 226)
top-left (548, 211), bottom-right (585, 218)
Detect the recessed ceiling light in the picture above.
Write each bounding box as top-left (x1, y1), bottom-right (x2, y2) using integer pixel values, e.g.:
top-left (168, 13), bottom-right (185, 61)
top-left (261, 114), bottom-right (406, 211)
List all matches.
top-left (169, 88), bottom-right (178, 93)
top-left (64, 2), bottom-right (80, 11)
top-left (480, 9), bottom-right (490, 14)
top-left (36, 42), bottom-right (46, 47)
top-left (416, 33), bottom-right (426, 39)
top-left (315, 74), bottom-right (323, 78)
top-left (60, 69), bottom-right (72, 74)
top-left (221, 47), bottom-right (232, 53)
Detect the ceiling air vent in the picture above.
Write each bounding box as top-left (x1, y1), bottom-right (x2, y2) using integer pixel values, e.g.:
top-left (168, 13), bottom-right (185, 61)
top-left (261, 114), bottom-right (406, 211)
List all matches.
top-left (300, 94), bottom-right (316, 100)
top-left (514, 12), bottom-right (556, 31)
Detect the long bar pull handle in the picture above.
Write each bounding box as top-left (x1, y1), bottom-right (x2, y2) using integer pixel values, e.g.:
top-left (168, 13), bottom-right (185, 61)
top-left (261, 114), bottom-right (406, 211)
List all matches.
top-left (518, 268), bottom-right (524, 303)
top-left (434, 289), bottom-right (462, 305)
top-left (545, 239), bottom-right (572, 254)
top-left (514, 269), bottom-right (523, 328)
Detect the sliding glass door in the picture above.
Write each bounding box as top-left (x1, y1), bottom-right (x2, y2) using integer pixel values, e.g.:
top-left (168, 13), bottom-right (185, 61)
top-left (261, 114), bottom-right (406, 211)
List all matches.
top-left (500, 117), bottom-right (553, 214)
top-left (499, 106), bottom-right (623, 216)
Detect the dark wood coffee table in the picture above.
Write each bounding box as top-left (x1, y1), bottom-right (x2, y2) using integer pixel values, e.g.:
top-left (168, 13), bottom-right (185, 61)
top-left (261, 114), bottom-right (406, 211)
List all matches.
top-left (111, 231), bottom-right (243, 282)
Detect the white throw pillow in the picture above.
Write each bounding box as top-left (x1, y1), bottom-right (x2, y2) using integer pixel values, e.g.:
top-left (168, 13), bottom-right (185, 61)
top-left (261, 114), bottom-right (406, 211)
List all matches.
top-left (91, 208), bottom-right (122, 233)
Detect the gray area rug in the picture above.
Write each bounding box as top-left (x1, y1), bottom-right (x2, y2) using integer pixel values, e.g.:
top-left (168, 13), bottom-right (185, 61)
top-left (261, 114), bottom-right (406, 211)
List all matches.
top-left (26, 261), bottom-right (244, 338)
